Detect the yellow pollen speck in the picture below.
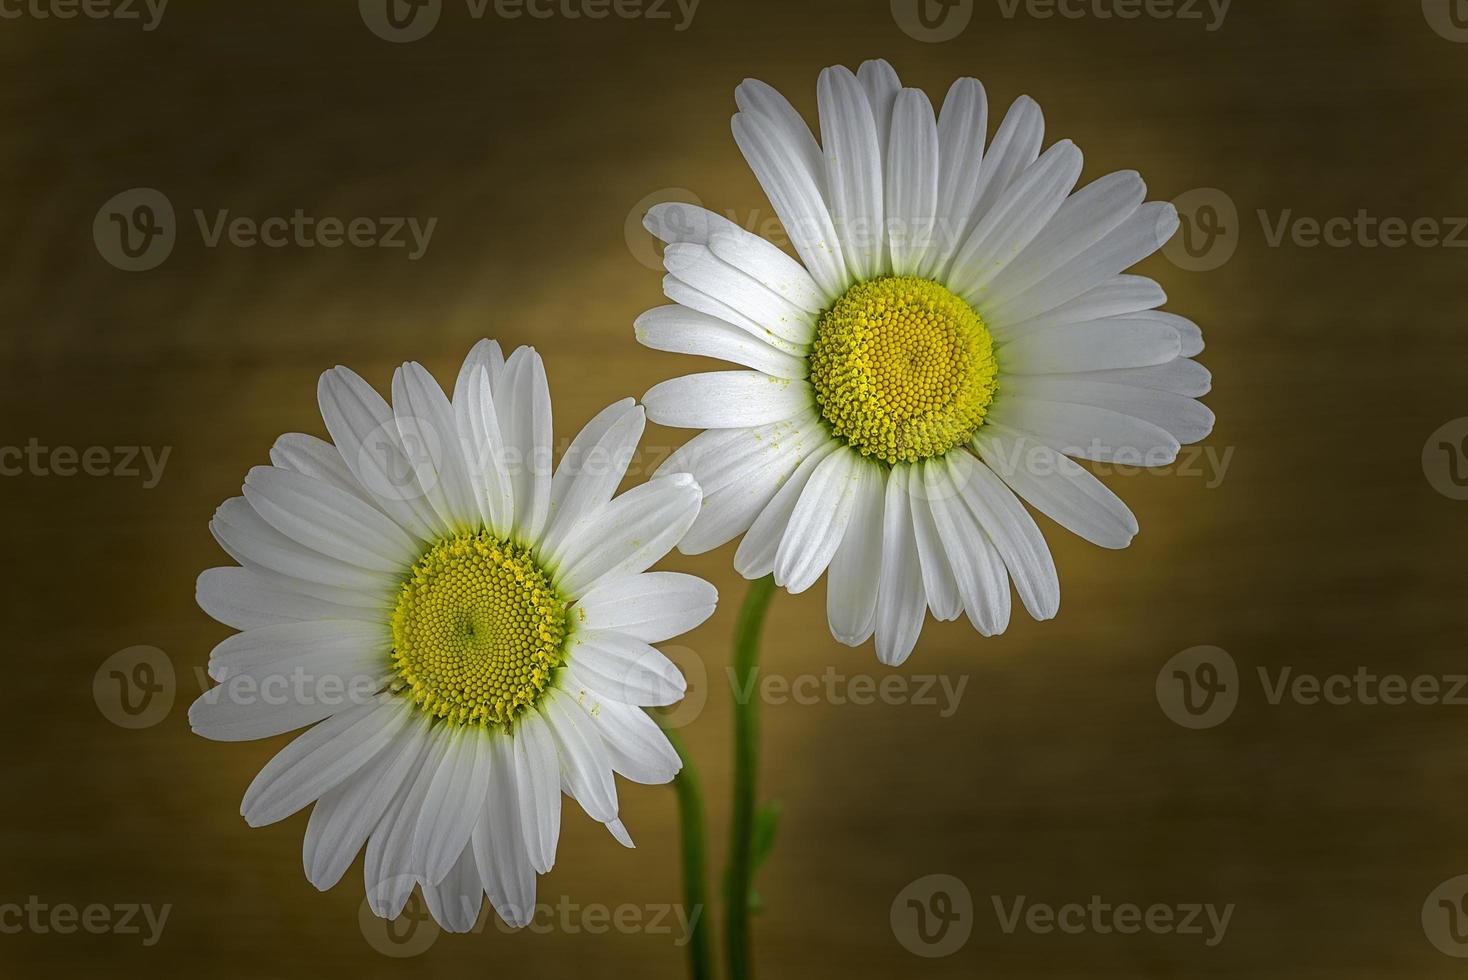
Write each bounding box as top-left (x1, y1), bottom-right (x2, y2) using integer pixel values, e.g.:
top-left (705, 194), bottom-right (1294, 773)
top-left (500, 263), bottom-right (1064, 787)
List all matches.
top-left (808, 275), bottom-right (999, 464)
top-left (390, 530), bottom-right (567, 731)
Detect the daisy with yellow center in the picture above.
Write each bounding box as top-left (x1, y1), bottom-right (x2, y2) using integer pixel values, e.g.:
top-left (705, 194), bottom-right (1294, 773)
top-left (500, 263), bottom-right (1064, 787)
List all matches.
top-left (639, 60), bottom-right (1214, 665)
top-left (191, 341), bottom-right (715, 933)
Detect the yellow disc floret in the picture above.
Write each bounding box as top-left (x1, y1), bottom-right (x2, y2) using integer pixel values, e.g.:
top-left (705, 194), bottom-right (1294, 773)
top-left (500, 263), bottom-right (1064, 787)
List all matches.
top-left (808, 275), bottom-right (999, 464)
top-left (390, 531), bottom-right (567, 730)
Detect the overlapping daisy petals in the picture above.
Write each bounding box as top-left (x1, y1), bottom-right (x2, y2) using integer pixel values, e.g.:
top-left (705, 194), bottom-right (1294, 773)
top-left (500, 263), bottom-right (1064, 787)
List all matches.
top-left (637, 58), bottom-right (1213, 664)
top-left (195, 341), bottom-right (713, 932)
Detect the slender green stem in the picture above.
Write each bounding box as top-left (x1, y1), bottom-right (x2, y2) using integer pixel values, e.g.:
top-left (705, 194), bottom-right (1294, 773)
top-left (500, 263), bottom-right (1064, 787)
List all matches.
top-left (665, 728), bottom-right (715, 980)
top-left (726, 574), bottom-right (778, 980)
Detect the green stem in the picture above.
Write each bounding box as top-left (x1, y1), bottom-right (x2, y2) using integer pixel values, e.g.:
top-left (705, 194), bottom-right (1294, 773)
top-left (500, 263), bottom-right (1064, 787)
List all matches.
top-left (665, 729), bottom-right (715, 980)
top-left (726, 574), bottom-right (778, 980)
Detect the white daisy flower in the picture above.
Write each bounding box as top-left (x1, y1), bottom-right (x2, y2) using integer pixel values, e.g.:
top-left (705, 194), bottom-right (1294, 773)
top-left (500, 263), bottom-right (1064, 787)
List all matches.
top-left (191, 340), bottom-right (714, 933)
top-left (639, 60), bottom-right (1213, 667)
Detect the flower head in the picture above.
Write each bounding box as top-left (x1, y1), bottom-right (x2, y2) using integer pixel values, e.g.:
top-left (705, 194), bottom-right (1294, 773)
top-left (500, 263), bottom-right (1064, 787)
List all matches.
top-left (192, 340), bottom-right (713, 932)
top-left (639, 60), bottom-right (1212, 666)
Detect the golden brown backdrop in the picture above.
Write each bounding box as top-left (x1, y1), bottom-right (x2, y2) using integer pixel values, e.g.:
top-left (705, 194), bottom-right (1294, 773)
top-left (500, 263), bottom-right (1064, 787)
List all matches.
top-left (3, 0), bottom-right (1468, 976)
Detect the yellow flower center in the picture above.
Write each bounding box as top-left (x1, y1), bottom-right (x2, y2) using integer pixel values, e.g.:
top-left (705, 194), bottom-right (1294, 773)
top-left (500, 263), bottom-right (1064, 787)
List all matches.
top-left (808, 275), bottom-right (999, 464)
top-left (390, 530), bottom-right (567, 730)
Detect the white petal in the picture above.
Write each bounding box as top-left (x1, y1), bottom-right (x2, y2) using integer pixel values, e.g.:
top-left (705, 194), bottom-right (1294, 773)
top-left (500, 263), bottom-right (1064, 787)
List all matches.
top-left (675, 417), bottom-right (821, 555)
top-left (818, 65), bottom-right (886, 280)
top-left (210, 497), bottom-right (397, 597)
top-left (963, 96), bottom-right (1045, 240)
top-left (316, 366), bottom-right (440, 542)
top-left (732, 109), bottom-right (850, 300)
top-left (974, 423), bottom-right (1137, 550)
top-left (452, 363), bottom-right (515, 538)
top-left (992, 273), bottom-right (1165, 343)
top-left (875, 467), bottom-right (928, 666)
top-left (541, 691), bottom-right (619, 824)
top-left (774, 448), bottom-right (866, 594)
top-left (948, 140), bottom-right (1083, 305)
top-left (1001, 376), bottom-right (1215, 445)
top-left (269, 433), bottom-right (374, 507)
top-left (1134, 309), bottom-right (1205, 357)
top-left (922, 458), bottom-right (1011, 635)
top-left (999, 317), bottom-right (1183, 375)
top-left (207, 618), bottom-right (389, 682)
top-left (947, 451), bottom-right (1061, 621)
top-left (985, 202), bottom-right (1179, 327)
top-left (415, 728), bottom-right (492, 885)
top-left (635, 305), bottom-right (809, 377)
top-left (242, 466), bottom-right (418, 573)
top-left (581, 698), bottom-right (682, 786)
top-left (905, 465), bottom-right (963, 622)
top-left (393, 361), bottom-right (480, 533)
top-left (988, 395), bottom-right (1182, 464)
top-left (538, 399), bottom-right (645, 564)
top-left (825, 460), bottom-right (885, 645)
top-left (365, 725), bottom-right (451, 919)
top-left (1054, 358), bottom-right (1212, 397)
top-left (304, 714), bottom-right (431, 891)
top-left (240, 697), bottom-right (406, 827)
top-left (857, 58), bottom-right (902, 164)
top-left (885, 88), bottom-right (941, 276)
top-left (576, 572), bottom-right (718, 642)
top-left (473, 734), bottom-right (536, 929)
top-left (984, 171), bottom-right (1146, 311)
top-left (493, 347), bottom-right (554, 543)
top-left (734, 440), bottom-right (839, 579)
top-left (662, 243), bottom-right (815, 346)
top-left (567, 631), bottom-right (687, 707)
top-left (452, 338), bottom-right (506, 394)
top-left (643, 371), bottom-right (812, 430)
top-left (423, 841), bottom-right (485, 934)
top-left (646, 203), bottom-right (825, 312)
top-left (734, 77), bottom-right (827, 200)
top-left (511, 708), bottom-right (562, 875)
top-left (921, 77), bottom-right (989, 278)
top-left (196, 566), bottom-right (382, 630)
top-left (555, 474), bottom-right (703, 598)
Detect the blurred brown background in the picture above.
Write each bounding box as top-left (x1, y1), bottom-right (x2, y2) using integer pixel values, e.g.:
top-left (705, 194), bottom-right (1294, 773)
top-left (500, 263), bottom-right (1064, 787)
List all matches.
top-left (3, 0), bottom-right (1468, 976)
